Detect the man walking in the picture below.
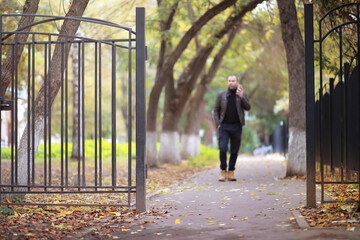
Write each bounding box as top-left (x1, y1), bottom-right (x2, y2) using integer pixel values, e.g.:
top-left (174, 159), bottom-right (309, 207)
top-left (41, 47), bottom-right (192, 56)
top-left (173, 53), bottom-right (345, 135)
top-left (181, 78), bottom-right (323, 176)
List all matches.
top-left (213, 75), bottom-right (251, 181)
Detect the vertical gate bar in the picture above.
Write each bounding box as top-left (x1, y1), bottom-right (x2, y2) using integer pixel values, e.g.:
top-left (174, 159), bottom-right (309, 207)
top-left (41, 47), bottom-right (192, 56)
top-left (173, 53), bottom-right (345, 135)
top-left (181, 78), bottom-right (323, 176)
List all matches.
top-left (44, 43), bottom-right (47, 189)
top-left (329, 77), bottom-right (334, 173)
top-left (0, 15), bottom-right (2, 88)
top-left (99, 43), bottom-right (102, 187)
top-left (0, 15), bottom-right (2, 189)
top-left (48, 35), bottom-right (52, 186)
top-left (0, 96), bottom-right (2, 190)
top-left (61, 43), bottom-right (64, 189)
top-left (81, 40), bottom-right (85, 186)
top-left (339, 27), bottom-right (344, 183)
top-left (77, 41), bottom-right (81, 189)
top-left (128, 29), bottom-right (132, 206)
top-left (319, 17), bottom-right (324, 205)
top-left (95, 42), bottom-right (98, 188)
top-left (27, 43), bottom-right (31, 190)
top-left (344, 62), bottom-right (349, 180)
top-left (111, 42), bottom-right (116, 189)
top-left (0, 97), bottom-right (1, 190)
top-left (11, 45), bottom-right (14, 190)
top-left (14, 34), bottom-right (18, 186)
top-left (32, 34), bottom-right (35, 185)
top-left (357, 4), bottom-right (360, 211)
top-left (305, 4), bottom-right (316, 208)
top-left (136, 7), bottom-right (146, 212)
top-left (0, 15), bottom-right (2, 190)
top-left (65, 38), bottom-right (69, 187)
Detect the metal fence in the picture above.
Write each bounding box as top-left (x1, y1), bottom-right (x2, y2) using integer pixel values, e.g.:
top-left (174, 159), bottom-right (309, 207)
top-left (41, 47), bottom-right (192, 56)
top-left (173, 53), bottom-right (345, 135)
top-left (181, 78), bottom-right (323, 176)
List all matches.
top-left (306, 3), bottom-right (360, 207)
top-left (0, 8), bottom-right (146, 211)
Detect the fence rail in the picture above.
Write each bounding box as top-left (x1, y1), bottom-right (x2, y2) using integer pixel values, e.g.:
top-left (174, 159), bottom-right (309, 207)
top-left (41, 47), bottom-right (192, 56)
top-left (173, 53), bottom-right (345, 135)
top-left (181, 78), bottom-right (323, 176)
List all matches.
top-left (306, 3), bottom-right (360, 208)
top-left (0, 8), bottom-right (146, 211)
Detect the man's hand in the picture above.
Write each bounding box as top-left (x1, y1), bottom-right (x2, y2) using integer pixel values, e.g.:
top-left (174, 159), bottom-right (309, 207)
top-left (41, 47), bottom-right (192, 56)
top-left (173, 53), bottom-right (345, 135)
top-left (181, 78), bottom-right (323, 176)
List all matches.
top-left (236, 84), bottom-right (244, 99)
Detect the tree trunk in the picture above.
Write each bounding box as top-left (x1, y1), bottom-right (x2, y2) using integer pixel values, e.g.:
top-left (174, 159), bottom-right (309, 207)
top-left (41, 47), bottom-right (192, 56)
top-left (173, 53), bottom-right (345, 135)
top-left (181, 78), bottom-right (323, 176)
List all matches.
top-left (16, 0), bottom-right (90, 190)
top-left (160, 46), bottom-right (213, 164)
top-left (146, 0), bottom-right (179, 168)
top-left (160, 0), bottom-right (263, 164)
top-left (146, 0), bottom-right (237, 167)
top-left (159, 74), bottom-right (182, 164)
top-left (180, 99), bottom-right (203, 160)
top-left (71, 41), bottom-right (82, 159)
top-left (120, 79), bottom-right (130, 141)
top-left (179, 0), bottom-right (207, 160)
top-left (277, 0), bottom-right (306, 176)
top-left (181, 18), bottom-right (241, 160)
top-left (0, 0), bottom-right (40, 97)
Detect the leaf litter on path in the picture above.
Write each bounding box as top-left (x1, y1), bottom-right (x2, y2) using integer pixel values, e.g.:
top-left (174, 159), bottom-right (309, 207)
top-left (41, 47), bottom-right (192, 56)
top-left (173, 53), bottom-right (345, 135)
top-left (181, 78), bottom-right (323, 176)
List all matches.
top-left (0, 162), bottom-right (210, 239)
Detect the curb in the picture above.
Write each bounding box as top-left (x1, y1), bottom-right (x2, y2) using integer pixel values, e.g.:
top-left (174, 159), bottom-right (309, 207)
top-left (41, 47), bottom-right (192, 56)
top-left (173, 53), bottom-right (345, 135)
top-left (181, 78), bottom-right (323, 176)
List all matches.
top-left (291, 210), bottom-right (309, 228)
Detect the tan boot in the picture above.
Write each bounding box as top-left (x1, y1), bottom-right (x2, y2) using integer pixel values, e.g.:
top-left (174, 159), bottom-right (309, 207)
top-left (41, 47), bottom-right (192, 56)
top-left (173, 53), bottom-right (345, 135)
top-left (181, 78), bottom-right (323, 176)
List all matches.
top-left (228, 171), bottom-right (236, 181)
top-left (219, 170), bottom-right (227, 182)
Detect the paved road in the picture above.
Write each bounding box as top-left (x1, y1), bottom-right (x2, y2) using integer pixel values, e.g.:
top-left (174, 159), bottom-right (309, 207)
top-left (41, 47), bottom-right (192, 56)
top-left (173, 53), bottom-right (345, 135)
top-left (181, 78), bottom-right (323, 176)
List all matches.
top-left (113, 155), bottom-right (360, 239)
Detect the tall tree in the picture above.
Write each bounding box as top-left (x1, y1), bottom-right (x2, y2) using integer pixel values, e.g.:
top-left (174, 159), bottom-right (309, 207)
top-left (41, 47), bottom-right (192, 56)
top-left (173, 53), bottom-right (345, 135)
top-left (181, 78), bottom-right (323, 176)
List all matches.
top-left (277, 0), bottom-right (306, 176)
top-left (0, 0), bottom-right (40, 96)
top-left (181, 19), bottom-right (242, 159)
top-left (16, 0), bottom-right (90, 189)
top-left (159, 0), bottom-right (264, 164)
top-left (71, 40), bottom-right (82, 159)
top-left (146, 0), bottom-right (238, 167)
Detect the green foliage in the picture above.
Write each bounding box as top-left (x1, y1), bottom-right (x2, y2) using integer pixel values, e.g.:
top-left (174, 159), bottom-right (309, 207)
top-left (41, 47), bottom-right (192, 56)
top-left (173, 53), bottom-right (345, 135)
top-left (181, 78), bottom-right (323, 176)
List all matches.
top-left (312, 0), bottom-right (359, 82)
top-left (240, 127), bottom-right (260, 153)
top-left (1, 148), bottom-right (11, 160)
top-left (1, 0), bottom-right (294, 166)
top-left (0, 206), bottom-right (14, 216)
top-left (1, 140), bottom-right (135, 162)
top-left (11, 197), bottom-right (23, 204)
top-left (188, 145), bottom-right (218, 167)
top-left (188, 130), bottom-right (259, 167)
top-left (208, 3), bottom-right (289, 146)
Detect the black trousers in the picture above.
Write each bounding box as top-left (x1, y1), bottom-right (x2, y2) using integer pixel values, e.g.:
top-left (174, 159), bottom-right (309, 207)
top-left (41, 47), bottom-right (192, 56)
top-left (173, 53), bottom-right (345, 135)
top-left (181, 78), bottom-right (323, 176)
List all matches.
top-left (218, 123), bottom-right (242, 171)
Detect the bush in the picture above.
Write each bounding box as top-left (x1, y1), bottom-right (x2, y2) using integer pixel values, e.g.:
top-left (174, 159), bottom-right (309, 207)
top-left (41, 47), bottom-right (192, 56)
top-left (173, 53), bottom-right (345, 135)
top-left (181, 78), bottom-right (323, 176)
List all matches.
top-left (1, 139), bottom-right (136, 163)
top-left (189, 145), bottom-right (218, 167)
top-left (188, 127), bottom-right (259, 168)
top-left (0, 206), bottom-right (14, 216)
top-left (0, 148), bottom-right (11, 159)
top-left (240, 127), bottom-right (260, 153)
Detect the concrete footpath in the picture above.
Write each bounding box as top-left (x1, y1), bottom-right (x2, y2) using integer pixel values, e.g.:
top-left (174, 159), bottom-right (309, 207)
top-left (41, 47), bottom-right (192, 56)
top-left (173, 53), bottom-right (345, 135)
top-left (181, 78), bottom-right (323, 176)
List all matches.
top-left (116, 155), bottom-right (360, 240)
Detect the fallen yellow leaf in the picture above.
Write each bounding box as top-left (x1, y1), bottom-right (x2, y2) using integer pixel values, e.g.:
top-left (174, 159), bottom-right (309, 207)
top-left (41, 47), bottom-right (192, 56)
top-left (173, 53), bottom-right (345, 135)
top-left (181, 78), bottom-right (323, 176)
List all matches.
top-left (55, 224), bottom-right (72, 229)
top-left (175, 219), bottom-right (180, 224)
top-left (56, 210), bottom-right (74, 218)
top-left (208, 221), bottom-right (217, 225)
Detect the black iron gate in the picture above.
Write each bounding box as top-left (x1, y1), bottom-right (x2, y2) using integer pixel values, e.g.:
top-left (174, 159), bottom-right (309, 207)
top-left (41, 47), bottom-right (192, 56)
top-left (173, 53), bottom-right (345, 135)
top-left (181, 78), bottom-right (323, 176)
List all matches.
top-left (0, 8), bottom-right (146, 211)
top-left (306, 3), bottom-right (360, 208)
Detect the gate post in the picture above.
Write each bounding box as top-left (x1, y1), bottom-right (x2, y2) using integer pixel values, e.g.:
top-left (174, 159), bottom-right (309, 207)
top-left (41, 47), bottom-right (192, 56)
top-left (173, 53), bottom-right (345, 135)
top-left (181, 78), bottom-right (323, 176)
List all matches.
top-left (305, 3), bottom-right (316, 207)
top-left (136, 7), bottom-right (146, 212)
